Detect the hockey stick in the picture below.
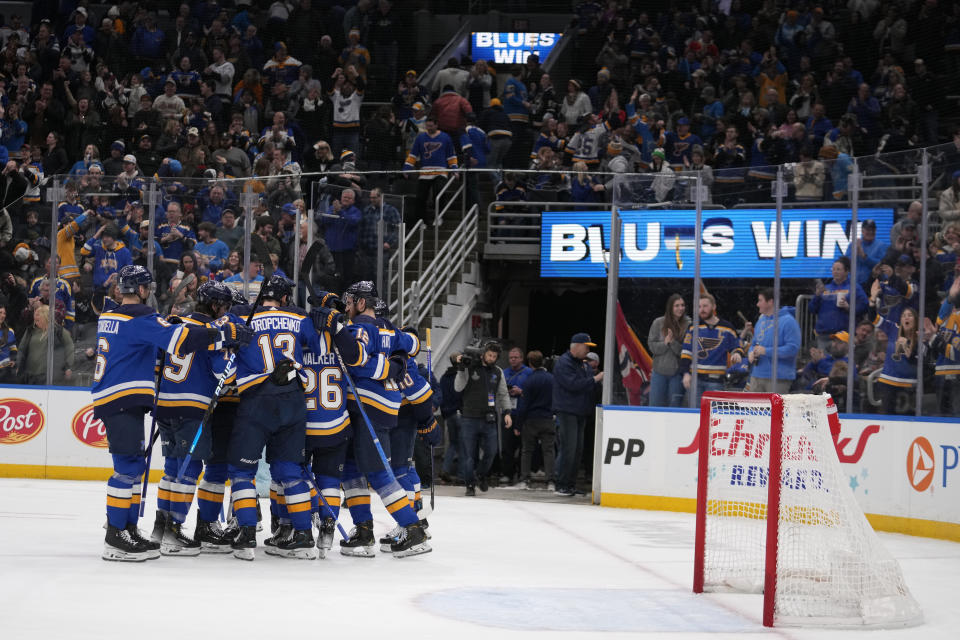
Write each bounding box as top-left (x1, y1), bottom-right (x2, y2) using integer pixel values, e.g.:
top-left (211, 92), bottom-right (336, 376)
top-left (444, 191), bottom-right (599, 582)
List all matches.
top-left (330, 338), bottom-right (396, 474)
top-left (176, 282), bottom-right (267, 481)
top-left (139, 349), bottom-right (166, 517)
top-left (426, 328), bottom-right (435, 511)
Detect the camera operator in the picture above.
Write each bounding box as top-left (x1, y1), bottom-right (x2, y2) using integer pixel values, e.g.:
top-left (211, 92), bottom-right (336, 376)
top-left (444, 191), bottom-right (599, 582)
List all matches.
top-left (453, 341), bottom-right (512, 497)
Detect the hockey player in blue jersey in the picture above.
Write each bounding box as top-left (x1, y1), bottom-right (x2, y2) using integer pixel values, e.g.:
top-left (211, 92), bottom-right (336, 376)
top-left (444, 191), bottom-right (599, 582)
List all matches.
top-left (196, 287), bottom-right (253, 540)
top-left (335, 281), bottom-right (431, 558)
top-left (225, 275), bottom-right (330, 560)
top-left (151, 281), bottom-right (237, 555)
top-left (93, 265), bottom-right (252, 562)
top-left (379, 324), bottom-right (442, 553)
top-left (260, 290), bottom-right (369, 557)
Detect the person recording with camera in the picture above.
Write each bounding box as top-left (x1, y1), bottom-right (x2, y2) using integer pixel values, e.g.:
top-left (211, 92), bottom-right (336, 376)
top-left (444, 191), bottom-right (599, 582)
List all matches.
top-left (453, 341), bottom-right (512, 497)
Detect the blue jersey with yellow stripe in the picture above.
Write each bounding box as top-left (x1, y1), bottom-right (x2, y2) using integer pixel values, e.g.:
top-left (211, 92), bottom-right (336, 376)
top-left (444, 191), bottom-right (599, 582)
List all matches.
top-left (680, 318), bottom-right (743, 376)
top-left (91, 304), bottom-right (221, 419)
top-left (344, 315), bottom-right (416, 426)
top-left (302, 332), bottom-right (351, 443)
top-left (228, 304), bottom-right (324, 395)
top-left (29, 277), bottom-right (75, 329)
top-left (934, 300), bottom-right (960, 376)
top-left (156, 312), bottom-right (232, 420)
top-left (872, 313), bottom-right (918, 388)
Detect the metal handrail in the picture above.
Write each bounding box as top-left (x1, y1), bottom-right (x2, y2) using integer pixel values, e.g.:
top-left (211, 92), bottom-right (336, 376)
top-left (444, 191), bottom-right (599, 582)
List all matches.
top-left (406, 204), bottom-right (479, 327)
top-left (434, 175), bottom-right (464, 253)
top-left (485, 201), bottom-right (609, 244)
top-left (387, 218), bottom-right (426, 322)
top-left (795, 294), bottom-right (814, 351)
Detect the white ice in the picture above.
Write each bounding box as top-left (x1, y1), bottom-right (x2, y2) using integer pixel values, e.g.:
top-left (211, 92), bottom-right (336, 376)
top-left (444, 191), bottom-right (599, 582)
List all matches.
top-left (2, 478), bottom-right (959, 639)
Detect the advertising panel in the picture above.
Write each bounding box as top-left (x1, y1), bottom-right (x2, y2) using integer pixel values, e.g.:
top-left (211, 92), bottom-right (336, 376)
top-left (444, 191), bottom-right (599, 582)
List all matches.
top-left (599, 407), bottom-right (960, 541)
top-left (0, 386), bottom-right (162, 479)
top-left (540, 208), bottom-right (894, 278)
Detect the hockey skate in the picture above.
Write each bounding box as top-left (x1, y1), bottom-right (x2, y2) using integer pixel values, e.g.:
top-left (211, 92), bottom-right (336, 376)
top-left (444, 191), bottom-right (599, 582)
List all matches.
top-left (150, 510), bottom-right (168, 543)
top-left (231, 525), bottom-right (257, 561)
top-left (194, 519), bottom-right (233, 554)
top-left (317, 517), bottom-right (336, 555)
top-left (276, 529), bottom-right (318, 560)
top-left (160, 520), bottom-right (201, 556)
top-left (379, 524), bottom-right (403, 552)
top-left (390, 522), bottom-right (432, 558)
top-left (103, 525), bottom-right (150, 562)
top-left (263, 524), bottom-right (293, 556)
top-left (339, 520), bottom-right (376, 557)
top-left (127, 525), bottom-right (160, 559)
top-left (420, 518), bottom-right (432, 540)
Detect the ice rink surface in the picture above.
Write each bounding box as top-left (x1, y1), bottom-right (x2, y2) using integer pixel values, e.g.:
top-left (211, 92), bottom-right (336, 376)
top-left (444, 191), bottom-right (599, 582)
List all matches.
top-left (2, 478), bottom-right (959, 640)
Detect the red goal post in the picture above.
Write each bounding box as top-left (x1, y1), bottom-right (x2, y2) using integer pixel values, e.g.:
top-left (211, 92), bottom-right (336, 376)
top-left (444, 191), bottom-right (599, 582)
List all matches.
top-left (692, 392), bottom-right (922, 629)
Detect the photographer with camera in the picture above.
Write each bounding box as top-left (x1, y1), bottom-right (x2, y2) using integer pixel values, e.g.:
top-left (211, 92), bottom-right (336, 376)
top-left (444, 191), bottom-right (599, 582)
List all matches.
top-left (453, 342), bottom-right (512, 497)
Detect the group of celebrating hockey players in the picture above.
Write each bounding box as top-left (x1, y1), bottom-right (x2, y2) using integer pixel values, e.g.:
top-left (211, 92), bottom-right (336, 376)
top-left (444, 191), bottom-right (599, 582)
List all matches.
top-left (92, 263), bottom-right (439, 562)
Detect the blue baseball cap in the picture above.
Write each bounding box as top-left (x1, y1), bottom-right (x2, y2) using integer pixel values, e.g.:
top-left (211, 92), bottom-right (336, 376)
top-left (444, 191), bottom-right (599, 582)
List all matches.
top-left (571, 332), bottom-right (597, 346)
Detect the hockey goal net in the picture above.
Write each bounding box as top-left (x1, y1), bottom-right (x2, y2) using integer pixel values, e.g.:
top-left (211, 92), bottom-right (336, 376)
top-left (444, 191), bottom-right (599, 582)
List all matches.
top-left (692, 392), bottom-right (922, 628)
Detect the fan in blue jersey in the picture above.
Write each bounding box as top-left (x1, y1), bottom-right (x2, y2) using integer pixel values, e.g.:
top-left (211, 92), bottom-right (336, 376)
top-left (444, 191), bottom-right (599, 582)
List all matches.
top-left (336, 280), bottom-right (432, 558)
top-left (81, 224), bottom-right (132, 313)
top-left (223, 275), bottom-right (332, 560)
top-left (933, 278), bottom-right (960, 414)
top-left (868, 279), bottom-right (921, 415)
top-left (151, 281), bottom-right (237, 556)
top-left (29, 276), bottom-right (76, 330)
top-left (680, 293), bottom-right (744, 406)
top-left (403, 115), bottom-right (459, 225)
top-left (93, 265), bottom-right (252, 562)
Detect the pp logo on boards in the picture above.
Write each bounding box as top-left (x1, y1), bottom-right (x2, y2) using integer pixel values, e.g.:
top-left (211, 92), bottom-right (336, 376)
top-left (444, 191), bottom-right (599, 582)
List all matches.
top-left (906, 437), bottom-right (935, 492)
top-left (72, 405), bottom-right (108, 448)
top-left (0, 398), bottom-right (45, 445)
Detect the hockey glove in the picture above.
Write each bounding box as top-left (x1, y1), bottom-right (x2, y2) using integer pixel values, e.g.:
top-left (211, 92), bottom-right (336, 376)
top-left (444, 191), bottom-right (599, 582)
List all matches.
top-left (220, 322), bottom-right (254, 348)
top-left (387, 353), bottom-right (407, 383)
top-left (270, 359), bottom-right (301, 385)
top-left (310, 305), bottom-right (345, 333)
top-left (165, 314), bottom-right (184, 324)
top-left (308, 290), bottom-right (346, 312)
top-left (400, 325), bottom-right (419, 338)
top-left (417, 417), bottom-right (442, 447)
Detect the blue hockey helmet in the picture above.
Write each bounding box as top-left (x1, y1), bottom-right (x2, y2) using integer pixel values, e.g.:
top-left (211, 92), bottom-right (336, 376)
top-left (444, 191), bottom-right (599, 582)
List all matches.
top-left (198, 281), bottom-right (233, 307)
top-left (261, 274), bottom-right (294, 301)
top-left (117, 264), bottom-right (153, 294)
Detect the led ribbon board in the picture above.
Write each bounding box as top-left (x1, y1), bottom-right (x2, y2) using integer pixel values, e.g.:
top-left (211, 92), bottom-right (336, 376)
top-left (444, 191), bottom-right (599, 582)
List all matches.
top-left (540, 208), bottom-right (894, 278)
top-left (471, 32), bottom-right (561, 65)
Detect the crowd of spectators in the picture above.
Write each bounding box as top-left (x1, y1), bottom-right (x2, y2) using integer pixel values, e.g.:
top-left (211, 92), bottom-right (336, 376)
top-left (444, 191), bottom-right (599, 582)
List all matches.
top-left (643, 234), bottom-right (960, 416)
top-left (0, 1), bottom-right (956, 393)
